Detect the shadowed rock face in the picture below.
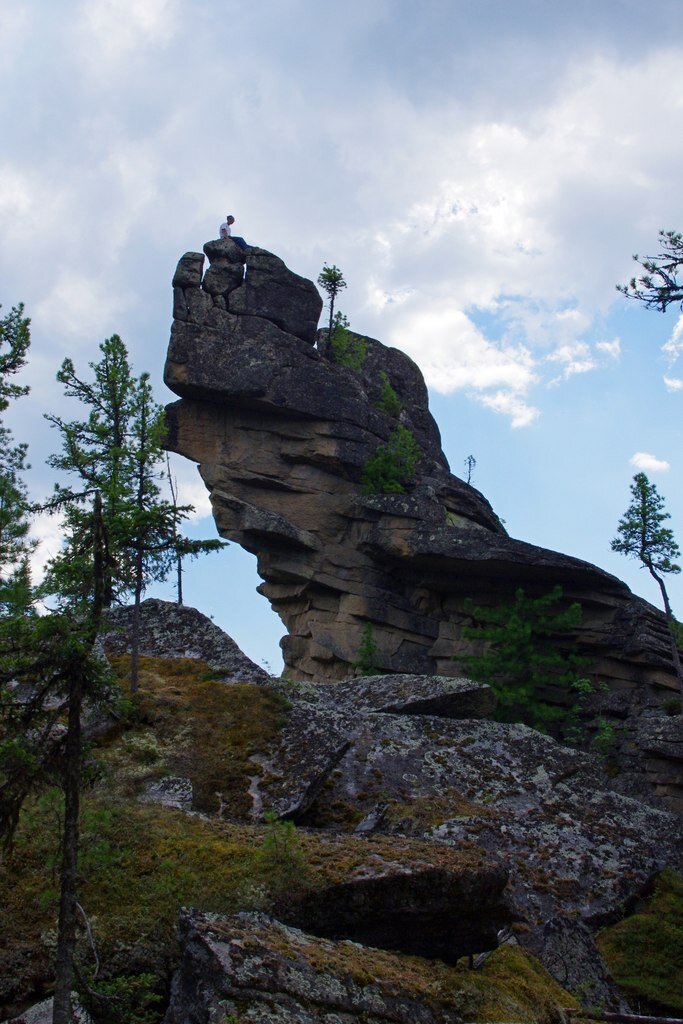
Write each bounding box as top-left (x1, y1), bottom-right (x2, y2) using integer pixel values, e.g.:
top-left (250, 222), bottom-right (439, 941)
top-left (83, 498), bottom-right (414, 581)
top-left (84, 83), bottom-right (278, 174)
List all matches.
top-left (164, 242), bottom-right (679, 711)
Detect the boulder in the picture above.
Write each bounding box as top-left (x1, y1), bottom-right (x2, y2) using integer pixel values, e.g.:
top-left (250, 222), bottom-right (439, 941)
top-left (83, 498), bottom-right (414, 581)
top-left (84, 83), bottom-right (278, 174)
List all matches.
top-left (164, 910), bottom-right (471, 1023)
top-left (99, 598), bottom-right (270, 683)
top-left (281, 861), bottom-right (510, 964)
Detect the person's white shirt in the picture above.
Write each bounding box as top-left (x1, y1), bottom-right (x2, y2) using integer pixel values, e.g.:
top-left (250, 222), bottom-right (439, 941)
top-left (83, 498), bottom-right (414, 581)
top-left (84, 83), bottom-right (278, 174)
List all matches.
top-left (219, 220), bottom-right (232, 239)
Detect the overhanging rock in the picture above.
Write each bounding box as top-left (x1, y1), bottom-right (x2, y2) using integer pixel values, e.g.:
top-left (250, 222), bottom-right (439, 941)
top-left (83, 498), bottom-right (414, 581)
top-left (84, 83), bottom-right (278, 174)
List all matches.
top-left (164, 241), bottom-right (680, 710)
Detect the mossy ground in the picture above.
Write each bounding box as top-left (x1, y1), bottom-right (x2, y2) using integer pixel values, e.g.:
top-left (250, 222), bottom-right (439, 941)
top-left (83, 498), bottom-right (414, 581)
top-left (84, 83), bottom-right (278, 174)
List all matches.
top-left (0, 655), bottom-right (583, 1020)
top-left (104, 655), bottom-right (289, 815)
top-left (597, 868), bottom-right (683, 1014)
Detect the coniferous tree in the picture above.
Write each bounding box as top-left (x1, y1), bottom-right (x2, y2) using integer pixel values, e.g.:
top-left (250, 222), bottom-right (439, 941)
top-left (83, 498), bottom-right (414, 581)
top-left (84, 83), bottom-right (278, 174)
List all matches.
top-left (611, 472), bottom-right (682, 710)
top-left (44, 335), bottom-right (137, 608)
top-left (457, 586), bottom-right (589, 732)
top-left (0, 311), bottom-right (111, 1024)
top-left (43, 335), bottom-right (224, 689)
top-left (317, 264), bottom-right (347, 344)
top-left (0, 303), bottom-right (35, 612)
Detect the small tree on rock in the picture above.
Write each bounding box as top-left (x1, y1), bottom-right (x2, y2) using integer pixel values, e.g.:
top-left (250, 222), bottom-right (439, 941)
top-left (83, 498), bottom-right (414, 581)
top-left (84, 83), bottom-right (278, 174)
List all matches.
top-left (317, 264), bottom-right (347, 344)
top-left (611, 472), bottom-right (682, 711)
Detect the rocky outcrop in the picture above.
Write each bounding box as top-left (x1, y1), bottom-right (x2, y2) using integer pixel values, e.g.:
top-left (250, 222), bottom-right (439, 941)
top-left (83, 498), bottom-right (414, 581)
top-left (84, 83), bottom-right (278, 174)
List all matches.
top-left (163, 243), bottom-right (678, 697)
top-left (100, 598), bottom-right (270, 683)
top-left (163, 241), bottom-right (682, 807)
top-left (139, 654), bottom-right (677, 1007)
top-left (164, 910), bottom-right (571, 1024)
top-left (164, 910), bottom-right (465, 1024)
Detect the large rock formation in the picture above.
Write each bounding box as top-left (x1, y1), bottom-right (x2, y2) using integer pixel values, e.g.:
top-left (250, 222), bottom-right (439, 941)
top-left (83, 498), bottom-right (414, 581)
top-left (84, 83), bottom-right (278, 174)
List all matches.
top-left (163, 241), bottom-right (682, 803)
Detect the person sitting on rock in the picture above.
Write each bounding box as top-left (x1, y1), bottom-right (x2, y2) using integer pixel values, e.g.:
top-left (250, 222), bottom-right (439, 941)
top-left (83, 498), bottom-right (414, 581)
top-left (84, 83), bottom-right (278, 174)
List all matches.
top-left (219, 214), bottom-right (248, 251)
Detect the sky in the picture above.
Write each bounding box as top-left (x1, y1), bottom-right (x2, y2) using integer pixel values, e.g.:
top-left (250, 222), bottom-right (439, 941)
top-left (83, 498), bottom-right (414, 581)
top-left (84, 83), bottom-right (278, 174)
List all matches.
top-left (1, 0), bottom-right (682, 673)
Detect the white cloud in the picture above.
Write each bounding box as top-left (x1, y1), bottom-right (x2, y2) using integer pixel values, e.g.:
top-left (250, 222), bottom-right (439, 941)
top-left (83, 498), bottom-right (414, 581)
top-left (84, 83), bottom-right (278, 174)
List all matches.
top-left (596, 338), bottom-right (621, 359)
top-left (664, 375), bottom-right (683, 392)
top-left (663, 314), bottom-right (683, 365)
top-left (480, 390), bottom-right (540, 429)
top-left (76, 0), bottom-right (179, 67)
top-left (34, 272), bottom-right (136, 345)
top-left (546, 341), bottom-right (596, 384)
top-left (630, 452), bottom-right (670, 473)
top-left (165, 455), bottom-right (213, 521)
top-left (389, 303), bottom-right (537, 394)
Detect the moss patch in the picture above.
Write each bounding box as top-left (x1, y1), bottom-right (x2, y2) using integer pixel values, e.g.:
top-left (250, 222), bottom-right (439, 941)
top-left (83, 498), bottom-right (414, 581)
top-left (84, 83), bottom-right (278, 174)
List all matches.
top-left (105, 655), bottom-right (289, 815)
top-left (383, 789), bottom-right (499, 832)
top-left (465, 944), bottom-right (576, 1023)
top-left (597, 868), bottom-right (683, 1014)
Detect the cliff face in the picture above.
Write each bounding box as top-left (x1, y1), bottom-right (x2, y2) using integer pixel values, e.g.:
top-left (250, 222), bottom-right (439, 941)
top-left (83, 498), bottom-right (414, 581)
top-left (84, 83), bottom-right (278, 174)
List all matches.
top-left (164, 240), bottom-right (678, 702)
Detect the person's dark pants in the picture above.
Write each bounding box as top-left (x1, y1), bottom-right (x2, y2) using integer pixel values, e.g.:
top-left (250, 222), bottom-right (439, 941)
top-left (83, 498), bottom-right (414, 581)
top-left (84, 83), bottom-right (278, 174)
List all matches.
top-left (232, 236), bottom-right (248, 251)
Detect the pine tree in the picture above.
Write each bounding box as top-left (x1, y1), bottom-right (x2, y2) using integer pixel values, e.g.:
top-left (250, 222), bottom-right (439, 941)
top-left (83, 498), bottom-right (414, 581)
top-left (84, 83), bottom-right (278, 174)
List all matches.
top-left (317, 264), bottom-right (347, 344)
top-left (0, 303), bottom-right (35, 612)
top-left (457, 586), bottom-right (589, 732)
top-left (611, 472), bottom-right (682, 710)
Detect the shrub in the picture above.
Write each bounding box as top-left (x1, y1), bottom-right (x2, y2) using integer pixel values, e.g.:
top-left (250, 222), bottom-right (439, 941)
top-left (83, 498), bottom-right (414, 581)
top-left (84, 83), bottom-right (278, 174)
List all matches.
top-left (354, 622), bottom-right (380, 674)
top-left (375, 372), bottom-right (402, 417)
top-left (330, 313), bottom-right (367, 371)
top-left (362, 425), bottom-right (421, 494)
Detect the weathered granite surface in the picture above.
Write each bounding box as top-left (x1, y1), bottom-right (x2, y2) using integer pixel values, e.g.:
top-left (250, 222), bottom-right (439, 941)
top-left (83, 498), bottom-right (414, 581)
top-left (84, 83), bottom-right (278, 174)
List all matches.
top-left (164, 910), bottom-right (470, 1024)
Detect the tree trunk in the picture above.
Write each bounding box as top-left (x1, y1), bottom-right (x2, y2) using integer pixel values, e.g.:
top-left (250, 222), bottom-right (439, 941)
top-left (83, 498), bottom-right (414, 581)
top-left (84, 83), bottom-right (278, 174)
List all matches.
top-left (52, 676), bottom-right (83, 1024)
top-left (649, 563), bottom-right (683, 713)
top-left (130, 546), bottom-right (144, 693)
top-left (176, 551), bottom-right (183, 606)
top-left (328, 295), bottom-right (335, 347)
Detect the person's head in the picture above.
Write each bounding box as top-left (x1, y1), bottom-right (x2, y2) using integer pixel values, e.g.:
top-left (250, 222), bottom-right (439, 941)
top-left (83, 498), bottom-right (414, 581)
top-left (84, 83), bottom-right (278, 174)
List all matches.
top-left (227, 215), bottom-right (235, 225)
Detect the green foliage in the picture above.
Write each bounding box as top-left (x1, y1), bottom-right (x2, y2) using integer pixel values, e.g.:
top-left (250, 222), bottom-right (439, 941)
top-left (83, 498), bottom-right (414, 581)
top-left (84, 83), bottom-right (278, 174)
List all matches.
top-left (598, 869), bottom-right (683, 1014)
top-left (0, 303), bottom-right (34, 614)
top-left (330, 312), bottom-right (367, 371)
top-left (612, 472), bottom-right (681, 578)
top-left (354, 621), bottom-right (380, 674)
top-left (317, 264), bottom-right (347, 346)
top-left (0, 303), bottom-right (31, 411)
top-left (362, 424), bottom-right (421, 494)
top-left (260, 810), bottom-right (307, 895)
top-left (78, 971), bottom-right (162, 1024)
top-left (593, 716), bottom-right (617, 757)
top-left (457, 586), bottom-right (591, 732)
top-left (617, 229), bottom-right (683, 312)
top-left (42, 337), bottom-right (224, 689)
top-left (612, 472), bottom-right (682, 709)
top-left (0, 612), bottom-right (113, 849)
top-left (375, 371), bottom-right (402, 416)
top-left (261, 810), bottom-right (299, 864)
